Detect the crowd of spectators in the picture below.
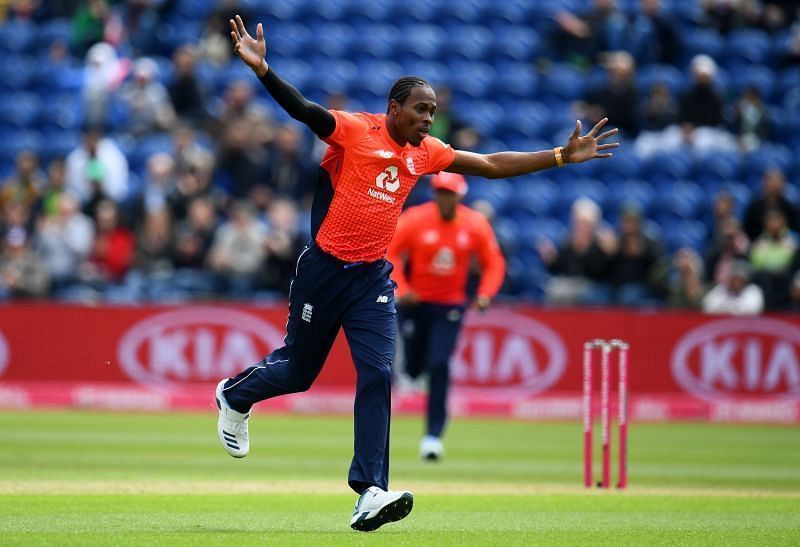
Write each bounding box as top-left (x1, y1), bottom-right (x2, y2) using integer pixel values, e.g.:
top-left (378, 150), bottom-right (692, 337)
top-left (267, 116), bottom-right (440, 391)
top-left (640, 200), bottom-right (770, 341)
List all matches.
top-left (0, 0), bottom-right (798, 314)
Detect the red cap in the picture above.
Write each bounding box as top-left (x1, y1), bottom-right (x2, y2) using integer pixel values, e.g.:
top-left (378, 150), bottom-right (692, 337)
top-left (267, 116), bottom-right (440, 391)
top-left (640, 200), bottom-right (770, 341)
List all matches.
top-left (430, 172), bottom-right (468, 196)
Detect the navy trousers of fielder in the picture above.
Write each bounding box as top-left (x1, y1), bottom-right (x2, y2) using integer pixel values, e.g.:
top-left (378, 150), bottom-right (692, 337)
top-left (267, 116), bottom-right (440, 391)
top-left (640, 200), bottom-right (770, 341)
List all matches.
top-left (398, 303), bottom-right (464, 438)
top-left (222, 244), bottom-right (397, 494)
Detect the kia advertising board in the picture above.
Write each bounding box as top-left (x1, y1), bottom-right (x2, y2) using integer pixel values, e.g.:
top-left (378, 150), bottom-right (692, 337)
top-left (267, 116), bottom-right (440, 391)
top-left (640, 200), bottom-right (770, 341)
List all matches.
top-left (0, 304), bottom-right (798, 421)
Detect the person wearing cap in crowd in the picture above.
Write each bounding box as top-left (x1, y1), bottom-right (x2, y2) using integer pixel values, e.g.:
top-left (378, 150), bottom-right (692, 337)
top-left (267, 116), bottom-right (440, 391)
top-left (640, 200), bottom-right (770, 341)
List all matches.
top-left (387, 172), bottom-right (506, 461)
top-left (702, 259), bottom-right (764, 315)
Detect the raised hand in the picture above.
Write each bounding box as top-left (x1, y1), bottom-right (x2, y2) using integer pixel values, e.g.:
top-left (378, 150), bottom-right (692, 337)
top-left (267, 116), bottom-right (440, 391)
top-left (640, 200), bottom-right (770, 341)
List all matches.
top-left (563, 118), bottom-right (619, 164)
top-left (229, 15), bottom-right (268, 76)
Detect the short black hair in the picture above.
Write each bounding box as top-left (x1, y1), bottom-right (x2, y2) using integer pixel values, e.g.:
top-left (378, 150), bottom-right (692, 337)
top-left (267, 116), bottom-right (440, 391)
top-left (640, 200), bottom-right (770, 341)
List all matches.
top-left (387, 76), bottom-right (432, 112)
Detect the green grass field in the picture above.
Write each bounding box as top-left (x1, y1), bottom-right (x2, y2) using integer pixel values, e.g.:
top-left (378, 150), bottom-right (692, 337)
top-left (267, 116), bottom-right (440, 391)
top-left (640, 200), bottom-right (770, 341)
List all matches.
top-left (1, 410), bottom-right (799, 545)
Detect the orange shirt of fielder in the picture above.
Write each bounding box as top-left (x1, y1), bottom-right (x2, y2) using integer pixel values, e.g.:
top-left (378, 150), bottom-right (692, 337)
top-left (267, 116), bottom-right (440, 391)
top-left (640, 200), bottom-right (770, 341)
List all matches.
top-left (387, 173), bottom-right (506, 306)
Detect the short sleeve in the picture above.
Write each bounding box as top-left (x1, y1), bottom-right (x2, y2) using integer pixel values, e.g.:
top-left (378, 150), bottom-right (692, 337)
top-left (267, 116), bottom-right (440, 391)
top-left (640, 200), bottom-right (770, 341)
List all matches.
top-left (422, 136), bottom-right (456, 175)
top-left (323, 110), bottom-right (369, 147)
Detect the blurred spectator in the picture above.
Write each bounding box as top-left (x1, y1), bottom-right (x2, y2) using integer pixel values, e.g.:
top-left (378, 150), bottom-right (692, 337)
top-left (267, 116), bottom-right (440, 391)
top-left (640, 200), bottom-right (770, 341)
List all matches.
top-left (791, 270), bottom-right (800, 311)
top-left (0, 227), bottom-right (49, 300)
top-left (583, 51), bottom-right (639, 137)
top-left (172, 195), bottom-right (217, 269)
top-left (65, 124), bottom-right (130, 205)
top-left (742, 168), bottom-right (800, 241)
top-left (0, 151), bottom-right (46, 216)
top-left (1, 202), bottom-right (32, 245)
top-left (701, 0), bottom-right (753, 34)
top-left (609, 207), bottom-right (661, 304)
top-left (129, 152), bottom-right (176, 227)
top-left (131, 206), bottom-right (174, 276)
top-left (169, 157), bottom-right (216, 221)
top-left (680, 55), bottom-right (725, 129)
top-left (213, 79), bottom-right (271, 132)
top-left (119, 0), bottom-right (165, 56)
top-left (70, 0), bottom-right (110, 56)
top-left (171, 124), bottom-right (214, 175)
top-left (37, 158), bottom-right (68, 219)
top-left (208, 201), bottom-right (268, 295)
top-left (732, 86), bottom-right (770, 152)
top-left (34, 192), bottom-right (94, 289)
top-left (168, 45), bottom-right (208, 125)
top-left (650, 248), bottom-right (706, 309)
top-left (264, 124), bottom-right (313, 202)
top-left (749, 207), bottom-right (798, 309)
top-left (710, 189), bottom-right (739, 243)
top-left (47, 40), bottom-right (85, 93)
top-left (261, 198), bottom-right (305, 296)
top-left (639, 82), bottom-right (679, 131)
top-left (196, 0), bottom-right (251, 66)
top-left (83, 198), bottom-right (135, 285)
top-left (82, 42), bottom-right (129, 126)
top-left (118, 57), bottom-right (176, 136)
top-left (429, 86), bottom-right (465, 144)
top-left (538, 198), bottom-right (616, 305)
top-left (553, 0), bottom-right (629, 67)
top-left (630, 0), bottom-right (680, 64)
top-left (216, 118), bottom-right (269, 199)
top-left (702, 259), bottom-right (764, 315)
top-left (706, 216), bottom-right (750, 285)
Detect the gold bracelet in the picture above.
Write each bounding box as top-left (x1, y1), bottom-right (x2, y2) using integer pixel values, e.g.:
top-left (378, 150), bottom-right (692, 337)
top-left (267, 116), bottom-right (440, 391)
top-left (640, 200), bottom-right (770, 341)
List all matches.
top-left (553, 146), bottom-right (566, 168)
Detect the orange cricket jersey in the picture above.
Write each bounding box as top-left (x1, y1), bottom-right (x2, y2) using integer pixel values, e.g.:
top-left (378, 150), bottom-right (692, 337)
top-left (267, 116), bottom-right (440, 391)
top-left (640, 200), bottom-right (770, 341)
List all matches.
top-left (387, 202), bottom-right (506, 305)
top-left (314, 111), bottom-right (456, 262)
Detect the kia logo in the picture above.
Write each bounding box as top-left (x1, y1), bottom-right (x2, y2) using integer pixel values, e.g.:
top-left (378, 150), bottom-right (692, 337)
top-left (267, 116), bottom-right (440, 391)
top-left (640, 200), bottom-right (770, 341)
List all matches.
top-left (671, 318), bottom-right (800, 400)
top-left (118, 307), bottom-right (284, 385)
top-left (451, 310), bottom-right (566, 391)
top-left (0, 330), bottom-right (8, 377)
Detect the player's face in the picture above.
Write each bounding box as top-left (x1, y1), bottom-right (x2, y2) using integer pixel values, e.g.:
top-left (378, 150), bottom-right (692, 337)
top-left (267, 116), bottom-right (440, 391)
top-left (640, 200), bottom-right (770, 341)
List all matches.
top-left (399, 86), bottom-right (437, 146)
top-left (434, 189), bottom-right (460, 220)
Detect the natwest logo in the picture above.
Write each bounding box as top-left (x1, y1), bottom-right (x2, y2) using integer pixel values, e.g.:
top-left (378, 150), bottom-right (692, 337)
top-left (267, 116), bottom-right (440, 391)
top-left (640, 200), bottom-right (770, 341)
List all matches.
top-left (671, 318), bottom-right (800, 400)
top-left (118, 307), bottom-right (283, 385)
top-left (451, 310), bottom-right (566, 391)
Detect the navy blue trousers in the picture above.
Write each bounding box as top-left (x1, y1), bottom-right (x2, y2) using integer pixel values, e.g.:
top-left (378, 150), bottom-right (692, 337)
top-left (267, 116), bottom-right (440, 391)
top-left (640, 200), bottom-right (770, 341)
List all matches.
top-left (222, 245), bottom-right (397, 494)
top-left (397, 302), bottom-right (464, 438)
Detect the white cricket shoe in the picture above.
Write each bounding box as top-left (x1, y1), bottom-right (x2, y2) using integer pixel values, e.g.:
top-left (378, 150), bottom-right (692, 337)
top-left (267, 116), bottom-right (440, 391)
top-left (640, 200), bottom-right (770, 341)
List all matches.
top-left (420, 435), bottom-right (444, 461)
top-left (215, 379), bottom-right (250, 458)
top-left (350, 486), bottom-right (414, 532)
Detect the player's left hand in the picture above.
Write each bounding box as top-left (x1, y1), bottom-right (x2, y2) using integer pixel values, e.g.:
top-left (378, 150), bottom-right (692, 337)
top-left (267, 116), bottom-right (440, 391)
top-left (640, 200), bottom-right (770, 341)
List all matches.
top-left (563, 118), bottom-right (619, 164)
top-left (474, 295), bottom-right (491, 311)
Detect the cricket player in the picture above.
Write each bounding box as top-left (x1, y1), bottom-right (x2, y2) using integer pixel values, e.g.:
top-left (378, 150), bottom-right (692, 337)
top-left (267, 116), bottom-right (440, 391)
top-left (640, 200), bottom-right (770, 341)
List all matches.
top-left (216, 15), bottom-right (619, 532)
top-left (388, 172), bottom-right (506, 461)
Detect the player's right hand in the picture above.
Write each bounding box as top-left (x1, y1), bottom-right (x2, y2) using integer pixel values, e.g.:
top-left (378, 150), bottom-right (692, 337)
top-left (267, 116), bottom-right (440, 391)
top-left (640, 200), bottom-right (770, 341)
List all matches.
top-left (230, 15), bottom-right (268, 76)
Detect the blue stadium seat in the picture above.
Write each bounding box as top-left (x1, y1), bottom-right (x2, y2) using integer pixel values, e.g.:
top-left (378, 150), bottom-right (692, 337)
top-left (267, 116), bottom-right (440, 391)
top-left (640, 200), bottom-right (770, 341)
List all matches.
top-left (434, 0), bottom-right (487, 25)
top-left (267, 22), bottom-right (313, 58)
top-left (444, 25), bottom-right (494, 62)
top-left (465, 178), bottom-right (513, 212)
top-left (403, 60), bottom-right (451, 86)
top-left (492, 217), bottom-right (521, 256)
top-left (490, 62), bottom-right (539, 101)
top-left (342, 0), bottom-right (395, 24)
top-left (607, 179), bottom-right (656, 216)
top-left (395, 24), bottom-right (446, 58)
top-left (350, 24), bottom-right (401, 62)
top-left (540, 65), bottom-right (586, 102)
top-left (349, 60), bottom-right (403, 96)
top-left (0, 54), bottom-right (36, 91)
top-left (661, 219), bottom-right (709, 252)
top-left (636, 64), bottom-right (686, 95)
top-left (644, 152), bottom-right (693, 182)
top-left (38, 96), bottom-right (84, 131)
top-left (729, 65), bottom-right (776, 102)
top-left (724, 29), bottom-right (771, 66)
top-left (743, 144), bottom-right (794, 182)
top-left (465, 100), bottom-right (504, 137)
top-left (39, 18), bottom-right (72, 51)
top-left (304, 23), bottom-right (357, 59)
top-left (0, 92), bottom-right (40, 128)
top-left (449, 61), bottom-right (496, 99)
top-left (0, 20), bottom-right (34, 54)
top-left (527, 216), bottom-right (568, 247)
top-left (559, 178), bottom-right (609, 213)
top-left (595, 150), bottom-right (642, 183)
top-left (656, 180), bottom-right (705, 219)
top-left (389, 0), bottom-right (438, 24)
top-left (683, 27), bottom-right (724, 61)
top-left (0, 129), bottom-right (45, 162)
top-left (173, 0), bottom-right (216, 19)
top-left (497, 101), bottom-right (550, 141)
top-left (692, 150), bottom-right (742, 184)
top-left (488, 25), bottom-right (542, 62)
top-left (507, 176), bottom-right (560, 217)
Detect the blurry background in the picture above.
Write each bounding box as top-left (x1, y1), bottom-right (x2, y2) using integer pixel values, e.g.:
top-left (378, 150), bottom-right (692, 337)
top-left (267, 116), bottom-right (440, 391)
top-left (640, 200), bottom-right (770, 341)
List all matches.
top-left (0, 0), bottom-right (798, 310)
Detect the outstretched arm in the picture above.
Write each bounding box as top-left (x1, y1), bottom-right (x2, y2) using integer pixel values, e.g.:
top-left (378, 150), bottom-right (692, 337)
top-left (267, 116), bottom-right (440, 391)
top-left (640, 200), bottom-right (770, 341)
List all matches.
top-left (229, 15), bottom-right (335, 138)
top-left (448, 118), bottom-right (619, 178)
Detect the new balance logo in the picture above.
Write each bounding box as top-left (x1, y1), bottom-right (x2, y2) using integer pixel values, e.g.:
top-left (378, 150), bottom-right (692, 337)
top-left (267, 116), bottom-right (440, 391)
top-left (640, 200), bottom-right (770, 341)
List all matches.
top-left (374, 149), bottom-right (394, 158)
top-left (376, 295), bottom-right (389, 303)
top-left (302, 303), bottom-right (313, 323)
